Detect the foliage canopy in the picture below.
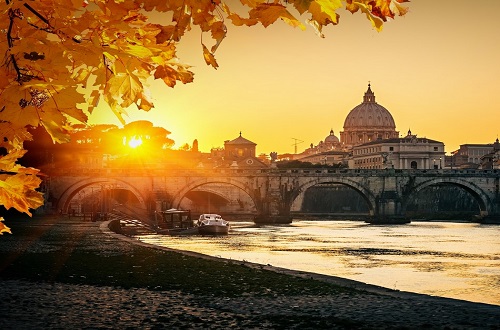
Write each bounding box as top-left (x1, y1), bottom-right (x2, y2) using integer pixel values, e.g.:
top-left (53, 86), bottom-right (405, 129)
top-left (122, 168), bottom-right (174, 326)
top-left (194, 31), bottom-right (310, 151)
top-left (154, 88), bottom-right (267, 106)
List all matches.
top-left (0, 0), bottom-right (409, 233)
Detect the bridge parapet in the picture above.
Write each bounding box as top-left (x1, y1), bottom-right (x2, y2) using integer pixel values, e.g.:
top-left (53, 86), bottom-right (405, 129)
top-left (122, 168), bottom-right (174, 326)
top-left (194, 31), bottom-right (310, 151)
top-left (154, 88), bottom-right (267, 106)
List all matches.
top-left (47, 167), bottom-right (500, 224)
top-left (46, 166), bottom-right (500, 178)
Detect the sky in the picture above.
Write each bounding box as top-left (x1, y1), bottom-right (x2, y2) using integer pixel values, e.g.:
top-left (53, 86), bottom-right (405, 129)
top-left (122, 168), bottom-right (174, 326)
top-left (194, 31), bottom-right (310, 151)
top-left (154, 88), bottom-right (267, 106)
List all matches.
top-left (89, 1), bottom-right (500, 156)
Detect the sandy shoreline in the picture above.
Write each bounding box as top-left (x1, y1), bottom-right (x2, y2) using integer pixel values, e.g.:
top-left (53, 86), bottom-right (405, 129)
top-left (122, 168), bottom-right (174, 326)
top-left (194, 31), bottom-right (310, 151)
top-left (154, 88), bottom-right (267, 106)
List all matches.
top-left (1, 216), bottom-right (499, 329)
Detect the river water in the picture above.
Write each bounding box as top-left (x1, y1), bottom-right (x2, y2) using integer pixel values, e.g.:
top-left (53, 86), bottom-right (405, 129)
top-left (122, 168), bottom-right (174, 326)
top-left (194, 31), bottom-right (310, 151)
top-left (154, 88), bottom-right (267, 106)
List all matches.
top-left (136, 220), bottom-right (500, 306)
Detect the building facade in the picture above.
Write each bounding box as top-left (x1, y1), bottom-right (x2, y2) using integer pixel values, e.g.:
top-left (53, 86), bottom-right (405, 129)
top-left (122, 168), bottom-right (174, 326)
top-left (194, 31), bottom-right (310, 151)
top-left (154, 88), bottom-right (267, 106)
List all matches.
top-left (216, 132), bottom-right (267, 169)
top-left (449, 140), bottom-right (500, 169)
top-left (350, 131), bottom-right (445, 170)
top-left (293, 129), bottom-right (349, 166)
top-left (479, 138), bottom-right (500, 169)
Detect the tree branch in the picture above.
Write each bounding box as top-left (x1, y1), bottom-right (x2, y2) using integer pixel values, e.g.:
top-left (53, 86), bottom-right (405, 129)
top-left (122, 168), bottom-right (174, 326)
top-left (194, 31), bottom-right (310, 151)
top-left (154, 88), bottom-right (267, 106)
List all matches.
top-left (23, 3), bottom-right (49, 25)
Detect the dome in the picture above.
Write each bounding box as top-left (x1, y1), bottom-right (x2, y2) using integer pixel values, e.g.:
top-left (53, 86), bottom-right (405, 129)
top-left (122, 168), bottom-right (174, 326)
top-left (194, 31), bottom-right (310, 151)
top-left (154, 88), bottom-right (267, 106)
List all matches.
top-left (325, 129), bottom-right (339, 144)
top-left (343, 84), bottom-right (396, 130)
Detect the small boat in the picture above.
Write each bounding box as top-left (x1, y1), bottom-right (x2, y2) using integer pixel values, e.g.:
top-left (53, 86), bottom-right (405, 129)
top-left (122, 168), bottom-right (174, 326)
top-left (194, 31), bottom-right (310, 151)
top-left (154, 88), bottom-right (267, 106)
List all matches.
top-left (155, 209), bottom-right (198, 235)
top-left (197, 214), bottom-right (230, 235)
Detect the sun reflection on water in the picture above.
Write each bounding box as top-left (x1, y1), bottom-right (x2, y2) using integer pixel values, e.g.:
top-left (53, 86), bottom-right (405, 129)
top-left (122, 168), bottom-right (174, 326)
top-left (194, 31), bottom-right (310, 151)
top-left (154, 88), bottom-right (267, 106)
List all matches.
top-left (137, 220), bottom-right (500, 305)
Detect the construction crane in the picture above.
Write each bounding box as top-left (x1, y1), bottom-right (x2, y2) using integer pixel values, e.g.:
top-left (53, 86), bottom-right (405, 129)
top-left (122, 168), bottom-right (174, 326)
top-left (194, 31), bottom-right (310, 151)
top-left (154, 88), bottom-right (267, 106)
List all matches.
top-left (291, 138), bottom-right (304, 154)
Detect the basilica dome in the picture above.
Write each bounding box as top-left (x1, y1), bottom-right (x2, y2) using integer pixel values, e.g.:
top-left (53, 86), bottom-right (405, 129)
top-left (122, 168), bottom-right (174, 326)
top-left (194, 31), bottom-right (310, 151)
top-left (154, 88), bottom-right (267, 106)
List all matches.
top-left (343, 84), bottom-right (396, 129)
top-left (325, 129), bottom-right (339, 144)
top-left (340, 84), bottom-right (399, 146)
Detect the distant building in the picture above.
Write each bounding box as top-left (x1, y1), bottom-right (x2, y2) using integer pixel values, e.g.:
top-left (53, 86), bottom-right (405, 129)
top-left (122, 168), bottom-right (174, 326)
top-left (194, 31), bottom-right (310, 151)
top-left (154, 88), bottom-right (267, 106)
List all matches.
top-left (293, 85), bottom-right (448, 169)
top-left (351, 130), bottom-right (445, 169)
top-left (340, 84), bottom-right (399, 148)
top-left (479, 138), bottom-right (500, 169)
top-left (224, 132), bottom-right (257, 159)
top-left (293, 129), bottom-right (349, 166)
top-left (209, 132), bottom-right (268, 169)
top-left (449, 141), bottom-right (500, 169)
top-left (298, 150), bottom-right (349, 166)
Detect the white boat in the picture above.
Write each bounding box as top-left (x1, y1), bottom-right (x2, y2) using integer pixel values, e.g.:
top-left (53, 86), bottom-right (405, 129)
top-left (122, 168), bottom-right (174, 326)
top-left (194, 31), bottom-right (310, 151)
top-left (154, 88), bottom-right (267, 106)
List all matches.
top-left (197, 214), bottom-right (230, 235)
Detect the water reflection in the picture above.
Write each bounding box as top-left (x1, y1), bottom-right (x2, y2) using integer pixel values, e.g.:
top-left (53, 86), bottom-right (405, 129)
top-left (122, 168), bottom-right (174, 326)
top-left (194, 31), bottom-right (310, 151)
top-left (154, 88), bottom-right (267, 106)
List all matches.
top-left (136, 220), bottom-right (500, 305)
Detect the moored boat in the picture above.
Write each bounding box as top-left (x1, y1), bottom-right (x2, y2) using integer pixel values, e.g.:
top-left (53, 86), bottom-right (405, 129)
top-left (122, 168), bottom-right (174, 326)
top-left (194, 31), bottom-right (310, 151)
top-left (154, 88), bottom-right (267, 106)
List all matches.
top-left (155, 209), bottom-right (198, 235)
top-left (197, 214), bottom-right (230, 235)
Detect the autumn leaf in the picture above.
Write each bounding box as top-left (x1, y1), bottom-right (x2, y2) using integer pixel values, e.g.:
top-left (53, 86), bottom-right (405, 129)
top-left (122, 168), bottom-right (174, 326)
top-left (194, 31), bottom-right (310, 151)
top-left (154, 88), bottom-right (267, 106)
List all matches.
top-left (351, 2), bottom-right (385, 31)
top-left (202, 44), bottom-right (219, 69)
top-left (0, 173), bottom-right (44, 216)
top-left (0, 217), bottom-right (11, 235)
top-left (154, 63), bottom-right (195, 87)
top-left (0, 150), bottom-right (25, 173)
top-left (0, 123), bottom-right (32, 152)
top-left (249, 4), bottom-right (305, 30)
top-left (154, 25), bottom-right (176, 43)
top-left (290, 0), bottom-right (314, 15)
top-left (309, 0), bottom-right (342, 25)
top-left (0, 150), bottom-right (44, 217)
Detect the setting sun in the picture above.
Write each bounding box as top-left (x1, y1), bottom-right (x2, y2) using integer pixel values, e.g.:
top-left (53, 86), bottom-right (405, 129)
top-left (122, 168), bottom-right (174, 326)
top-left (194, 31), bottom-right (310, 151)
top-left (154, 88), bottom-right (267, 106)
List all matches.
top-left (126, 136), bottom-right (143, 148)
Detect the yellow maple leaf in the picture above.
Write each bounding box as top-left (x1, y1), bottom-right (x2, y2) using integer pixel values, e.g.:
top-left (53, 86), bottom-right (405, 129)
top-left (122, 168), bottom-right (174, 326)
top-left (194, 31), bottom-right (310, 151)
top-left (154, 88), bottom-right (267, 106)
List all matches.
top-left (352, 1), bottom-right (385, 31)
top-left (155, 65), bottom-right (179, 87)
top-left (0, 149), bottom-right (26, 172)
top-left (249, 3), bottom-right (305, 30)
top-left (210, 21), bottom-right (227, 53)
top-left (310, 0), bottom-right (342, 25)
top-left (0, 151), bottom-right (44, 216)
top-left (346, 0), bottom-right (409, 31)
top-left (0, 217), bottom-right (11, 235)
top-left (227, 13), bottom-right (259, 27)
top-left (202, 43), bottom-right (219, 69)
top-left (154, 25), bottom-right (176, 43)
top-left (290, 0), bottom-right (314, 15)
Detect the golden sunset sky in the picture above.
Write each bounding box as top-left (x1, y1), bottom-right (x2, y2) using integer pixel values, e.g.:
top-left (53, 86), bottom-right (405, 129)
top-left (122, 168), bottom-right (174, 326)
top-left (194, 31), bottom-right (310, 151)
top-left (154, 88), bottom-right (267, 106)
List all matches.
top-left (89, 1), bottom-right (500, 156)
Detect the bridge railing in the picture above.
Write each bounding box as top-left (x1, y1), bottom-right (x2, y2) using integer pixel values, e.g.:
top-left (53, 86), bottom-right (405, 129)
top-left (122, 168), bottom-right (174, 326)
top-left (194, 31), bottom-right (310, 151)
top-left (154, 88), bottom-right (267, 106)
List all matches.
top-left (45, 166), bottom-right (500, 177)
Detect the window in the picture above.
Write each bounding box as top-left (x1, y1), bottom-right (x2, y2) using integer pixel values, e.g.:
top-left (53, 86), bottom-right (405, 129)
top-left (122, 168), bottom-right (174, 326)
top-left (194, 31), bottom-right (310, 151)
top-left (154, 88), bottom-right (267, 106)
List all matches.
top-left (434, 147), bottom-right (438, 151)
top-left (389, 147), bottom-right (394, 151)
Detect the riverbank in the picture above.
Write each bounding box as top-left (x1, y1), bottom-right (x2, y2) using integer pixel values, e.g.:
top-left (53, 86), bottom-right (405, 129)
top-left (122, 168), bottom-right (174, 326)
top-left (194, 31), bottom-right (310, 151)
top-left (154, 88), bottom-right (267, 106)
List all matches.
top-left (1, 215), bottom-right (499, 329)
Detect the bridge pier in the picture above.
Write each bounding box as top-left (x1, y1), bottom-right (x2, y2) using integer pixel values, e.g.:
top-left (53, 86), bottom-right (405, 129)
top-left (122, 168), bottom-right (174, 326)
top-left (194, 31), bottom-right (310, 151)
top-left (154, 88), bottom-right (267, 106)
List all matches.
top-left (368, 175), bottom-right (410, 224)
top-left (253, 181), bottom-right (294, 224)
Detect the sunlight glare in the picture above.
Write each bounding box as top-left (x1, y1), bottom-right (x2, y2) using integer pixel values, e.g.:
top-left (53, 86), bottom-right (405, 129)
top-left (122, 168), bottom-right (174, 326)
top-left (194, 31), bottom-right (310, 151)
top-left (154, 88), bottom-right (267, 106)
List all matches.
top-left (127, 136), bottom-right (143, 148)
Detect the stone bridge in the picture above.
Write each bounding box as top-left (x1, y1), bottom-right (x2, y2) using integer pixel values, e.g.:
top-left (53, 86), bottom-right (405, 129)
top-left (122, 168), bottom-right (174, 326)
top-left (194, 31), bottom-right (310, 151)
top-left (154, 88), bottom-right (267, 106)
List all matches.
top-left (46, 167), bottom-right (500, 223)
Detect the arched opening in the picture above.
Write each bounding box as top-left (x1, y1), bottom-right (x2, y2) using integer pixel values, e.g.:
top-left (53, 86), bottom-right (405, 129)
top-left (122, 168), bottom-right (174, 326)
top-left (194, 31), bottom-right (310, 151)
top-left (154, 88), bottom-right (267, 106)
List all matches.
top-left (184, 190), bottom-right (230, 214)
top-left (410, 161), bottom-right (418, 169)
top-left (404, 183), bottom-right (482, 221)
top-left (174, 182), bottom-right (257, 219)
top-left (62, 182), bottom-right (145, 220)
top-left (297, 183), bottom-right (371, 218)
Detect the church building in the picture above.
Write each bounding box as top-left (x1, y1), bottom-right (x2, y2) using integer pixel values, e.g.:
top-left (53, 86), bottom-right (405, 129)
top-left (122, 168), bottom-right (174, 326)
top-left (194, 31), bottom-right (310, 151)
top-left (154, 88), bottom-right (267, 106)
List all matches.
top-left (219, 132), bottom-right (267, 169)
top-left (340, 84), bottom-right (399, 147)
top-left (295, 84), bottom-right (446, 170)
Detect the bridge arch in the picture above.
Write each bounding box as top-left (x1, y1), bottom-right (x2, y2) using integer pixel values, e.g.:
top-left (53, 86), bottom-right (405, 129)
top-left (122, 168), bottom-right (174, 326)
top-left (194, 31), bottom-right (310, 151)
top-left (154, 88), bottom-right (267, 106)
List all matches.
top-left (170, 177), bottom-right (257, 210)
top-left (188, 187), bottom-right (233, 202)
top-left (291, 177), bottom-right (377, 216)
top-left (57, 177), bottom-right (147, 213)
top-left (402, 177), bottom-right (493, 218)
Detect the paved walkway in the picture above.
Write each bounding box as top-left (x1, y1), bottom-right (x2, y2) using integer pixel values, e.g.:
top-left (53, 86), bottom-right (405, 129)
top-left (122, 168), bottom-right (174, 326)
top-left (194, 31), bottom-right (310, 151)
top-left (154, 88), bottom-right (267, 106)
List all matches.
top-left (0, 216), bottom-right (499, 329)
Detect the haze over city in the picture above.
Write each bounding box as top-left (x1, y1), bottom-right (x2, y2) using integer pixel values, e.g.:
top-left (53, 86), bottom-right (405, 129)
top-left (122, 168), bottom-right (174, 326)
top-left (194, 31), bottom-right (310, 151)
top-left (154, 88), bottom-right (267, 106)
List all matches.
top-left (89, 0), bottom-right (500, 155)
